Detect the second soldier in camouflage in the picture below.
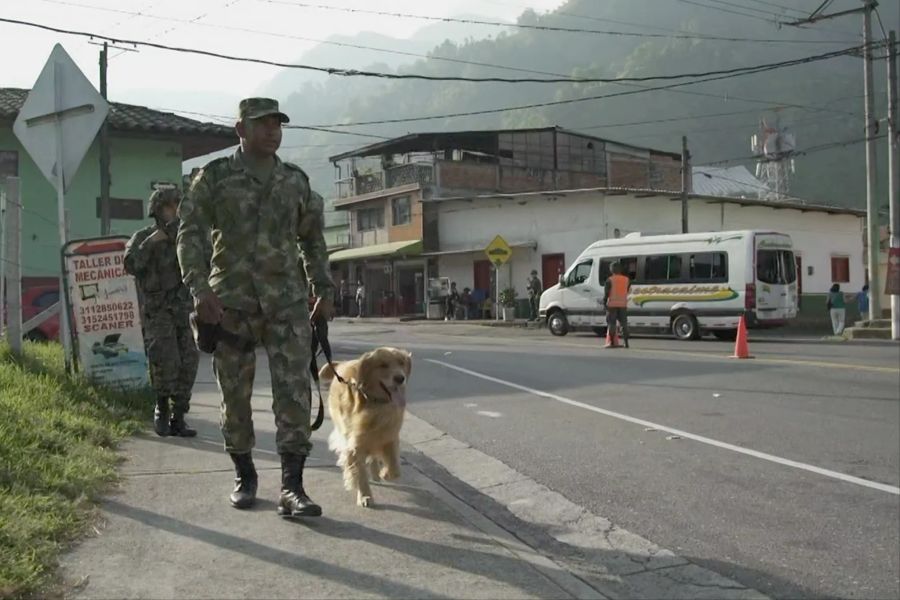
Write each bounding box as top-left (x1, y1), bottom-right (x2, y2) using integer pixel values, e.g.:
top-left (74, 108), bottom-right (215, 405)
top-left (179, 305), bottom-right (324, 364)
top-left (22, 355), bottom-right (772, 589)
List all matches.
top-left (124, 188), bottom-right (200, 438)
top-left (177, 97), bottom-right (334, 518)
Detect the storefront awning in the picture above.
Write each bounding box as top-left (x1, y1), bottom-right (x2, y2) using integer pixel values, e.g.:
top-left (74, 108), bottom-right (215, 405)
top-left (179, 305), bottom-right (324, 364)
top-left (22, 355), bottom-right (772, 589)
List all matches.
top-left (329, 239), bottom-right (422, 262)
top-left (421, 240), bottom-right (537, 257)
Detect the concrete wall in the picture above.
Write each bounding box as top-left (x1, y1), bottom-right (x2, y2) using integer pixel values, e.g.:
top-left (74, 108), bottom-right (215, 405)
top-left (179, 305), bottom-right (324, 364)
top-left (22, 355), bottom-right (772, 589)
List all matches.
top-left (434, 192), bottom-right (865, 303)
top-left (0, 128), bottom-right (181, 278)
top-left (344, 189), bottom-right (424, 247)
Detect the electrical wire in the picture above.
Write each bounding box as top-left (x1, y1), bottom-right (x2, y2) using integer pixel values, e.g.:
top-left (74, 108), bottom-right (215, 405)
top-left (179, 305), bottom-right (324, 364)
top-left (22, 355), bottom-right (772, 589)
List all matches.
top-left (300, 50), bottom-right (866, 128)
top-left (699, 134), bottom-right (888, 166)
top-left (253, 0), bottom-right (858, 44)
top-left (29, 0), bottom-right (618, 80)
top-left (0, 15), bottom-right (866, 84)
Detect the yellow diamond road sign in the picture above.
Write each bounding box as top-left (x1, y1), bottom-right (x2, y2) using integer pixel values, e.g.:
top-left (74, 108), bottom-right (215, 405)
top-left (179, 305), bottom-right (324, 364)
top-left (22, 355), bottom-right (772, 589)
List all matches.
top-left (484, 235), bottom-right (512, 267)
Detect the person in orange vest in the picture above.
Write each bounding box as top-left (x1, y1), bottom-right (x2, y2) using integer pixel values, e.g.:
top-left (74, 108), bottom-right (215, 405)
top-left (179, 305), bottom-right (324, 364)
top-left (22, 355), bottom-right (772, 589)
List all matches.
top-left (603, 262), bottom-right (631, 348)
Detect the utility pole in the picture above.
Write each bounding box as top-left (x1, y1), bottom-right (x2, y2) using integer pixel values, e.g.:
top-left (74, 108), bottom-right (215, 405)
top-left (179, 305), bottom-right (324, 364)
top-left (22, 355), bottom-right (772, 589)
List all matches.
top-left (681, 136), bottom-right (691, 234)
top-left (787, 0), bottom-right (881, 320)
top-left (887, 30), bottom-right (899, 339)
top-left (99, 42), bottom-right (111, 236)
top-left (862, 0), bottom-right (881, 320)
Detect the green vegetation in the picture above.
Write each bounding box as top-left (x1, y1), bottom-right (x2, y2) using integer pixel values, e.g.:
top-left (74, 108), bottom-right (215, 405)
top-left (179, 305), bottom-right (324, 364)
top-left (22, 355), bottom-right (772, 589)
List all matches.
top-left (0, 343), bottom-right (149, 599)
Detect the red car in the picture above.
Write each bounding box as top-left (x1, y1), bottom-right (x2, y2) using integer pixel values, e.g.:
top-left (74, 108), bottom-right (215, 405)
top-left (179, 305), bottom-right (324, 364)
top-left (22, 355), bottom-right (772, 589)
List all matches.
top-left (2, 285), bottom-right (61, 342)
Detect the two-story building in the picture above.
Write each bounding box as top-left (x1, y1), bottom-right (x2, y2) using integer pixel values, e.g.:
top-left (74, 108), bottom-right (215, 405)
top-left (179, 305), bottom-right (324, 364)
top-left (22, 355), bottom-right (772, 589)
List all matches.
top-left (328, 126), bottom-right (682, 317)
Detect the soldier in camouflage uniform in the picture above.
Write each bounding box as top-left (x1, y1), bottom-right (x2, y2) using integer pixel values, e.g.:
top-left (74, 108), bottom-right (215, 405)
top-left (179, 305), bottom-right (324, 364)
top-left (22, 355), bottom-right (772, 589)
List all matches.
top-left (124, 188), bottom-right (199, 438)
top-left (177, 98), bottom-right (334, 518)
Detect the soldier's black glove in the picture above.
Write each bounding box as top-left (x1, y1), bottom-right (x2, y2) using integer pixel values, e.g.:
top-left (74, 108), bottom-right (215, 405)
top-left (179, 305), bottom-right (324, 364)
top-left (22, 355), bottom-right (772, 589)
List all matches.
top-left (190, 312), bottom-right (254, 354)
top-left (163, 218), bottom-right (180, 240)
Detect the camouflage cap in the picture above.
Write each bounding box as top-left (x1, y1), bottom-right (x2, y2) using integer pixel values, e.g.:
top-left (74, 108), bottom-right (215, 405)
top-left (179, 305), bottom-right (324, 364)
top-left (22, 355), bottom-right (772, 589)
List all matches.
top-left (238, 97), bottom-right (290, 123)
top-left (147, 187), bottom-right (182, 218)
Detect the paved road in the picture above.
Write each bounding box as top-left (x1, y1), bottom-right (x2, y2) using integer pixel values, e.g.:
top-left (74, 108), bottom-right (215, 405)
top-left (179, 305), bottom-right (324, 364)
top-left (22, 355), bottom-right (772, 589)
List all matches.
top-left (331, 321), bottom-right (900, 600)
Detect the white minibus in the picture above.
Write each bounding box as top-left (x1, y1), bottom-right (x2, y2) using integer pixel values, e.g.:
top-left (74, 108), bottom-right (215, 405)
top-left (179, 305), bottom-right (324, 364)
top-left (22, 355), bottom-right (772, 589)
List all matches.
top-left (539, 230), bottom-right (799, 340)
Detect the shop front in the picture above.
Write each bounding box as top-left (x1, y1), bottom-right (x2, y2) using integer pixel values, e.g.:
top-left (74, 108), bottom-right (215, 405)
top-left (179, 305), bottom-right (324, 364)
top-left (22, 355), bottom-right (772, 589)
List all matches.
top-left (329, 240), bottom-right (425, 318)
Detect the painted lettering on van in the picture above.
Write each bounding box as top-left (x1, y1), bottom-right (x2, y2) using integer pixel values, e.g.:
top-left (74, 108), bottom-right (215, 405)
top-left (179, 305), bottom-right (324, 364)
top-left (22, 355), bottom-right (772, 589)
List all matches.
top-left (631, 284), bottom-right (738, 306)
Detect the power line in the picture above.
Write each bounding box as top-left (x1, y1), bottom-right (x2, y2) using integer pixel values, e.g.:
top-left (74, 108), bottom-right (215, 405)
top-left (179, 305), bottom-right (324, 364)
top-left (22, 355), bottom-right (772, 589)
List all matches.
top-left (149, 106), bottom-right (391, 139)
top-left (675, 0), bottom-right (778, 24)
top-left (700, 134), bottom-right (888, 166)
top-left (0, 16), bottom-right (868, 85)
top-left (29, 0), bottom-right (608, 81)
top-left (253, 0), bottom-right (858, 44)
top-left (301, 49), bottom-right (866, 128)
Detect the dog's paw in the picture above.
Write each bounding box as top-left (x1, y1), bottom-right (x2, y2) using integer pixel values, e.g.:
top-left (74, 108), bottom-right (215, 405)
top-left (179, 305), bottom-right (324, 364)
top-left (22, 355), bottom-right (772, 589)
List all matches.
top-left (380, 467), bottom-right (400, 481)
top-left (357, 494), bottom-right (374, 508)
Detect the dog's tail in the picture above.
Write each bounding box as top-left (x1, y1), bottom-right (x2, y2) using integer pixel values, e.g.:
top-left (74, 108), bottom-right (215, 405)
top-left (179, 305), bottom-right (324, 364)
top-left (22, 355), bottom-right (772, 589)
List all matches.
top-left (319, 362), bottom-right (340, 382)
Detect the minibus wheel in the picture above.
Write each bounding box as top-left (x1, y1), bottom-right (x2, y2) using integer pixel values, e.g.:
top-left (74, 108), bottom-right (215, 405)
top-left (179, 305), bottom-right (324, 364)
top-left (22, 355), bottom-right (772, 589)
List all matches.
top-left (547, 310), bottom-right (569, 336)
top-left (671, 313), bottom-right (700, 341)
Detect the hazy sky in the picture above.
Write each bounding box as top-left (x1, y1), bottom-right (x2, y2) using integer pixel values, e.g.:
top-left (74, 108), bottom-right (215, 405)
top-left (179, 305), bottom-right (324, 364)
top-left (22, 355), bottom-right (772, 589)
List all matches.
top-left (1, 0), bottom-right (563, 118)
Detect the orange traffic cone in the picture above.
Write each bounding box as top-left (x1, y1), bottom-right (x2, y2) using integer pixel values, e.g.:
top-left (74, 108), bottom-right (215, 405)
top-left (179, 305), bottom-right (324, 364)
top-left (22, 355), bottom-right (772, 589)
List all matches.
top-left (731, 316), bottom-right (753, 359)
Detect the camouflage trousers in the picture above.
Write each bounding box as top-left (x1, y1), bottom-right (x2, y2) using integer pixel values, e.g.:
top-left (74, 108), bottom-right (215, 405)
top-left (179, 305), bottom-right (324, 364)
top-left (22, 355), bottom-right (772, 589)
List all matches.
top-left (144, 309), bottom-right (199, 411)
top-left (214, 303), bottom-right (313, 456)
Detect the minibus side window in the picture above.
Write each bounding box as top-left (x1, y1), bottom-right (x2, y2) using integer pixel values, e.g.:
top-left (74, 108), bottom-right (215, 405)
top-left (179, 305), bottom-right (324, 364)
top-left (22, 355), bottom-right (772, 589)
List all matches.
top-left (598, 257), bottom-right (637, 282)
top-left (690, 252), bottom-right (728, 282)
top-left (644, 254), bottom-right (684, 283)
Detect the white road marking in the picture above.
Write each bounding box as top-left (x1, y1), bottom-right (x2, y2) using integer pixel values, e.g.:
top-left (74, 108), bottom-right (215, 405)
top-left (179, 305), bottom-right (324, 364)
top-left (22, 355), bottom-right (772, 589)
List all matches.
top-left (477, 410), bottom-right (503, 418)
top-left (426, 359), bottom-right (900, 496)
top-left (464, 403), bottom-right (478, 408)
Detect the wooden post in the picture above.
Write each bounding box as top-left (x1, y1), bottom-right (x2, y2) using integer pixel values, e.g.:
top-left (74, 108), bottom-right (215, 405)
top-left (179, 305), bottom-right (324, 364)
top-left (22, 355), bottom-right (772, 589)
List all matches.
top-left (4, 177), bottom-right (22, 353)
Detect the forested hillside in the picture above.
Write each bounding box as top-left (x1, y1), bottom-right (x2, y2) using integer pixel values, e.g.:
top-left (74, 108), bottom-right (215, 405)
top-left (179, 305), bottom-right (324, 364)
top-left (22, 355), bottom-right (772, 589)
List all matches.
top-left (275, 0), bottom-right (896, 209)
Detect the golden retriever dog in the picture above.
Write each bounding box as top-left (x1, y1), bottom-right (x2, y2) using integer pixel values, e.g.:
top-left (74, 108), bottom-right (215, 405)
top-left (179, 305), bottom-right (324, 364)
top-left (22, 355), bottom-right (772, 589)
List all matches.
top-left (320, 347), bottom-right (412, 508)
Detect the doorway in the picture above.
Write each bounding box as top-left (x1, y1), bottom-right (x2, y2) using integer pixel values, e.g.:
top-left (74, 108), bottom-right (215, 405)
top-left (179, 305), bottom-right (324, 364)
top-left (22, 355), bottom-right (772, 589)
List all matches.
top-left (542, 253), bottom-right (566, 291)
top-left (474, 260), bottom-right (492, 297)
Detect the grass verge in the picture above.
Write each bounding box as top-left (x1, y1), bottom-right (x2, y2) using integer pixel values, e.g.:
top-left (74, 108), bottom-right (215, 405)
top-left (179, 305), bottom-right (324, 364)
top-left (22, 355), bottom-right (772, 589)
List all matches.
top-left (0, 342), bottom-right (150, 599)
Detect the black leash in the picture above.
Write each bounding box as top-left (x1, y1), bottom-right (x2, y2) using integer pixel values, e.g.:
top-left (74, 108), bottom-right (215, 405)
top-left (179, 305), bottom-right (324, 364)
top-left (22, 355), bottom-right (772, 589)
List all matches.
top-left (309, 316), bottom-right (349, 431)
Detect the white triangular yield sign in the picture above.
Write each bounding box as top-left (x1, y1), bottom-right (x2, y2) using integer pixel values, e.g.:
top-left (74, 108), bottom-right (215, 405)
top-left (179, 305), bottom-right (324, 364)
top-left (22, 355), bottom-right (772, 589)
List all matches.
top-left (12, 44), bottom-right (109, 194)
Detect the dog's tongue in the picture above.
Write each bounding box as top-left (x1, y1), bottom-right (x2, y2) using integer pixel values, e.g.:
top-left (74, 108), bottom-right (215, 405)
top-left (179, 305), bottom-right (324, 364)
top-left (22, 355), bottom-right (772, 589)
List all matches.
top-left (392, 387), bottom-right (407, 408)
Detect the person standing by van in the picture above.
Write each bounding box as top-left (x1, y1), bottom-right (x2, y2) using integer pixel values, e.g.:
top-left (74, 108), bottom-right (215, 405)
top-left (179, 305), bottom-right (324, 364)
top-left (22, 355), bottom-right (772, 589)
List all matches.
top-left (604, 262), bottom-right (631, 348)
top-left (827, 283), bottom-right (847, 335)
top-left (856, 284), bottom-right (870, 319)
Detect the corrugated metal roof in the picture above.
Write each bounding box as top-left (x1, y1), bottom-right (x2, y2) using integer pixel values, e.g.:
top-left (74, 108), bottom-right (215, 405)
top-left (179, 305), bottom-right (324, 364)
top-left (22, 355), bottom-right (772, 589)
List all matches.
top-left (692, 166), bottom-right (768, 198)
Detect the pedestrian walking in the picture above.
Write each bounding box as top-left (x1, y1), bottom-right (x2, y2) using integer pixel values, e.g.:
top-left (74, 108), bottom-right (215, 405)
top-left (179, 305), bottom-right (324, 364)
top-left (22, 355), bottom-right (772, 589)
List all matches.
top-left (124, 188), bottom-right (199, 438)
top-left (339, 279), bottom-right (351, 317)
top-left (177, 97), bottom-right (334, 519)
top-left (827, 283), bottom-right (847, 335)
top-left (445, 282), bottom-right (460, 321)
top-left (355, 281), bottom-right (366, 317)
top-left (603, 262), bottom-right (631, 348)
top-left (856, 284), bottom-right (870, 318)
top-left (526, 270), bottom-right (542, 321)
top-left (460, 287), bottom-right (472, 320)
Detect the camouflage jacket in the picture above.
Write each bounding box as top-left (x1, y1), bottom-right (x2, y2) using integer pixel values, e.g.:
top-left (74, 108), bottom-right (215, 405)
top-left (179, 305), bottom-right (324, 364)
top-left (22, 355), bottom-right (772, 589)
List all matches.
top-left (124, 222), bottom-right (193, 317)
top-left (176, 149), bottom-right (334, 316)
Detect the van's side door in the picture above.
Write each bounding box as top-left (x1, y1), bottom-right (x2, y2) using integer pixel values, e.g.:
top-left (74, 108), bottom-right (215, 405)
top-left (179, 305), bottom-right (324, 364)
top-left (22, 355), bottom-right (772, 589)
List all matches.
top-left (560, 259), bottom-right (598, 326)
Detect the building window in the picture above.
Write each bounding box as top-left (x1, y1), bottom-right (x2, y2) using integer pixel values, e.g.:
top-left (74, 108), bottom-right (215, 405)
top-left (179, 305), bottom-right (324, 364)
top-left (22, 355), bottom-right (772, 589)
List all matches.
top-left (0, 150), bottom-right (18, 177)
top-left (831, 256), bottom-right (850, 283)
top-left (95, 197), bottom-right (144, 220)
top-left (357, 207), bottom-right (384, 232)
top-left (391, 195), bottom-right (411, 226)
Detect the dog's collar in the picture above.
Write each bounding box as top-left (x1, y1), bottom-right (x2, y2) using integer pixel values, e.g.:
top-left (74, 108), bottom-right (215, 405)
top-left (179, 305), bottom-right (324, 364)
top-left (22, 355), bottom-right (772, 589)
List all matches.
top-left (347, 379), bottom-right (393, 404)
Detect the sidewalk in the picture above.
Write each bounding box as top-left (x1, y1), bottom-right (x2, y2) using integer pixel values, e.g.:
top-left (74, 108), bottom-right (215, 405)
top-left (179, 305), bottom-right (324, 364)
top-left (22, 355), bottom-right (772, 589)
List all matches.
top-left (57, 361), bottom-right (597, 599)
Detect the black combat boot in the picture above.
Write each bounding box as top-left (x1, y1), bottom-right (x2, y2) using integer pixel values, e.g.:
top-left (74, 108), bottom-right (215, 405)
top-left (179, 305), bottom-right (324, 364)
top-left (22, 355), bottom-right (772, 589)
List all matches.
top-left (229, 453), bottom-right (258, 509)
top-left (168, 399), bottom-right (197, 438)
top-left (153, 396), bottom-right (170, 437)
top-left (277, 453), bottom-right (322, 518)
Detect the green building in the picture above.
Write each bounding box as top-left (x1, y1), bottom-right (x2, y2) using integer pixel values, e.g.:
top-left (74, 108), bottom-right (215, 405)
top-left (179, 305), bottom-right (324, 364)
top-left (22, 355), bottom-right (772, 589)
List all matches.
top-left (1, 87), bottom-right (235, 285)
